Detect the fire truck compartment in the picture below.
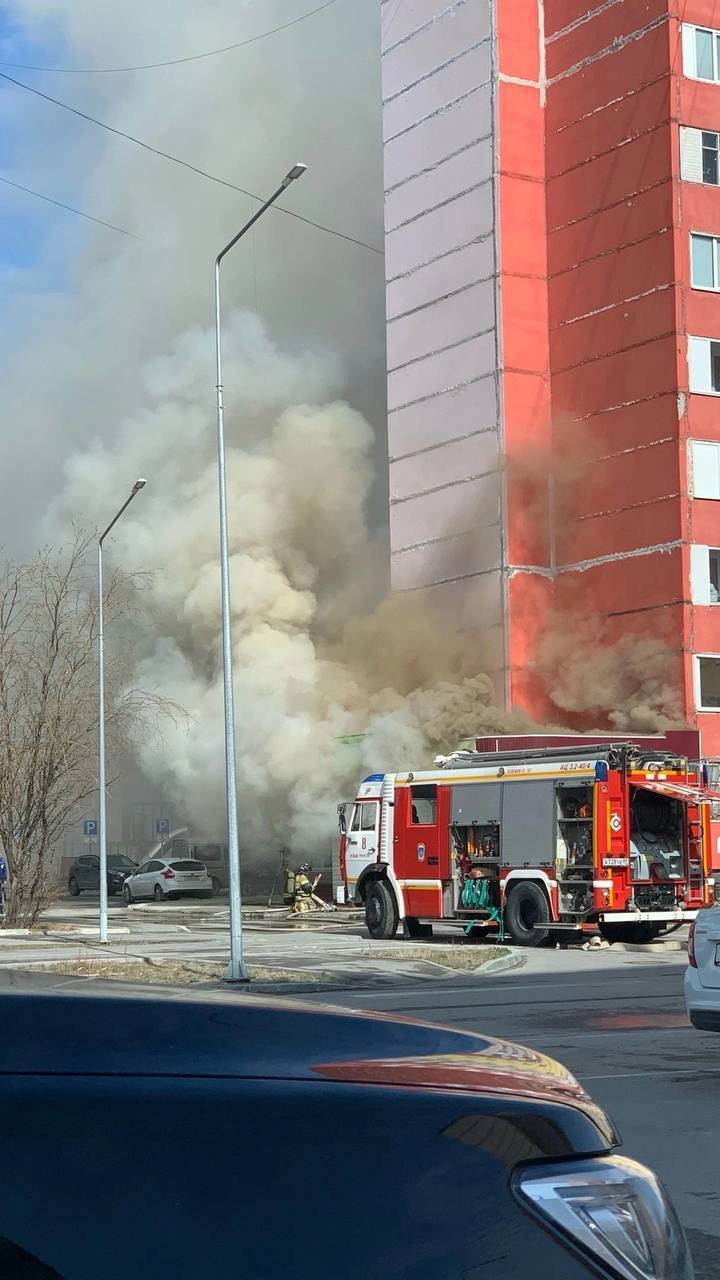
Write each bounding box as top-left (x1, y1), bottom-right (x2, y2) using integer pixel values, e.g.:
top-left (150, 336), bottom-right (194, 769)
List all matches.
top-left (630, 787), bottom-right (683, 880)
top-left (451, 780), bottom-right (557, 867)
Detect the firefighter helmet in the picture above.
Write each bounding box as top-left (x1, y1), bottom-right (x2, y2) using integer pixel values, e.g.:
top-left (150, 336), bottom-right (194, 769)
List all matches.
top-left (297, 862), bottom-right (311, 875)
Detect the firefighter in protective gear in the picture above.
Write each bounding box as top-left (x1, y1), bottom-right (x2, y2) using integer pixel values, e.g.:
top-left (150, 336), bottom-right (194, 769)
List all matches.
top-left (290, 863), bottom-right (326, 914)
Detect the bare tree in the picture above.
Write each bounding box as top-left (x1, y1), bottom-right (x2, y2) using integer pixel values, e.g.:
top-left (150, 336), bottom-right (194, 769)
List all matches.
top-left (0, 532), bottom-right (179, 927)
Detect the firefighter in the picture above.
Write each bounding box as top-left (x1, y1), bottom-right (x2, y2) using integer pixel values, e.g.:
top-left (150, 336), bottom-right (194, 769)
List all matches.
top-left (290, 863), bottom-right (330, 914)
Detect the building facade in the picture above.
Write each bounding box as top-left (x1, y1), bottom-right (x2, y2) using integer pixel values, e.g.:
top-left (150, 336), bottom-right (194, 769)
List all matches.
top-left (380, 0), bottom-right (720, 751)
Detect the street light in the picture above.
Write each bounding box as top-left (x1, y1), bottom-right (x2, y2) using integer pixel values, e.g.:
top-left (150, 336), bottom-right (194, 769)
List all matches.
top-left (97, 478), bottom-right (147, 944)
top-left (214, 161), bottom-right (307, 982)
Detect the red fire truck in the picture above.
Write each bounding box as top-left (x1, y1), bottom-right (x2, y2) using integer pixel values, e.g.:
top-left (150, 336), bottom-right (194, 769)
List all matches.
top-left (338, 733), bottom-right (717, 946)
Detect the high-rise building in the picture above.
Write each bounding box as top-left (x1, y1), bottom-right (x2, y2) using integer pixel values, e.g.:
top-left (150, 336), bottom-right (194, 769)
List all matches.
top-left (380, 0), bottom-right (720, 751)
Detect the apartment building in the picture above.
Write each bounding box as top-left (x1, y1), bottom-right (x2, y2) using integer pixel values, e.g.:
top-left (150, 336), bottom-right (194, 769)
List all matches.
top-left (380, 0), bottom-right (720, 751)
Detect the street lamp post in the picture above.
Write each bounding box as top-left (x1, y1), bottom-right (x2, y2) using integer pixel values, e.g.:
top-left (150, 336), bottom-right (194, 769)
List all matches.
top-left (214, 162), bottom-right (307, 982)
top-left (98, 478), bottom-right (147, 944)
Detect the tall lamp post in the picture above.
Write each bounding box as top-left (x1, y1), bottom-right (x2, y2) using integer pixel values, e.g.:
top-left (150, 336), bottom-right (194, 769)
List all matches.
top-left (98, 478), bottom-right (147, 944)
top-left (214, 162), bottom-right (307, 982)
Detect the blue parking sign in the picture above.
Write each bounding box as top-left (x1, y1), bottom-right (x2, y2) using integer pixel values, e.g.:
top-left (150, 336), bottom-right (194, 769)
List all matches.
top-left (155, 818), bottom-right (170, 836)
top-left (83, 819), bottom-right (97, 838)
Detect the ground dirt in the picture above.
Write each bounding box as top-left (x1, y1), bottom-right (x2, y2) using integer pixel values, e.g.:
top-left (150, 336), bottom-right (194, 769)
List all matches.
top-left (370, 945), bottom-right (503, 970)
top-left (29, 958), bottom-right (329, 985)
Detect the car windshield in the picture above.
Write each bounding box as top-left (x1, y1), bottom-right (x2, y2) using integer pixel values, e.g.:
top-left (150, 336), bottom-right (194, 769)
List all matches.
top-left (169, 861), bottom-right (206, 872)
top-left (108, 856), bottom-right (136, 869)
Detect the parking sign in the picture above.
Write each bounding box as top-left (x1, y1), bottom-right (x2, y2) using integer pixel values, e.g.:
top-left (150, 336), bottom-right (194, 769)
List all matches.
top-left (155, 818), bottom-right (170, 836)
top-left (83, 819), bottom-right (97, 838)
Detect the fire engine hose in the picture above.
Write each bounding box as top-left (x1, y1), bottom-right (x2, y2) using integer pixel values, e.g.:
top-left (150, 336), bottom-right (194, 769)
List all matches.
top-left (461, 878), bottom-right (504, 941)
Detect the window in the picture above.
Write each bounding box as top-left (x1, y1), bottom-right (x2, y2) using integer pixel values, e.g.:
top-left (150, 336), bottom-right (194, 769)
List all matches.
top-left (708, 548), bottom-right (719, 599)
top-left (350, 806), bottom-right (361, 833)
top-left (691, 439), bottom-right (720, 497)
top-left (683, 23), bottom-right (720, 81)
top-left (169, 861), bottom-right (206, 871)
top-left (410, 784), bottom-right (437, 824)
top-left (704, 132), bottom-right (719, 184)
top-left (360, 804), bottom-right (377, 831)
top-left (680, 127), bottom-right (720, 186)
top-left (690, 545), bottom-right (720, 601)
top-left (696, 655), bottom-right (720, 709)
top-left (688, 338), bottom-right (720, 396)
top-left (691, 233), bottom-right (720, 289)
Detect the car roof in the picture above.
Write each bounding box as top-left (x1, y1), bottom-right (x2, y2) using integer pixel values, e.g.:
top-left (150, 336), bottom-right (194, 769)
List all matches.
top-left (0, 988), bottom-right (614, 1140)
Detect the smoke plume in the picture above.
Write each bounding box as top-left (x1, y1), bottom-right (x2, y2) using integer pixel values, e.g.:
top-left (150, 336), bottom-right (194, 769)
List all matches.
top-left (0, 2), bottom-right (689, 865)
top-left (48, 310), bottom-right (526, 856)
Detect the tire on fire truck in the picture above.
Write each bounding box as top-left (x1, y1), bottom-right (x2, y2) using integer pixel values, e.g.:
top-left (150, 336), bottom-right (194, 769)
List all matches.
top-left (365, 878), bottom-right (399, 941)
top-left (503, 881), bottom-right (551, 947)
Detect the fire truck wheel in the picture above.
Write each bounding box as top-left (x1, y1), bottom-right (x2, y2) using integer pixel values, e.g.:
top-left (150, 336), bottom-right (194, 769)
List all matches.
top-left (503, 881), bottom-right (550, 947)
top-left (365, 879), bottom-right (399, 940)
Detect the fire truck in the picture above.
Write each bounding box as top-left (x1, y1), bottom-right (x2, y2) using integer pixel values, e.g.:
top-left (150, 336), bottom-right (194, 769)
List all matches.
top-left (338, 733), bottom-right (717, 946)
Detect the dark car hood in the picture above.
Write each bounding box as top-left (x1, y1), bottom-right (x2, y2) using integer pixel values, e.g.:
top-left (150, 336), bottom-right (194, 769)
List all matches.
top-left (0, 987), bottom-right (615, 1147)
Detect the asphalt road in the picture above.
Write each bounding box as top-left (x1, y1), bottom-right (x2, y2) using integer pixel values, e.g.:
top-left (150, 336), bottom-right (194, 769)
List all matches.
top-left (312, 955), bottom-right (720, 1280)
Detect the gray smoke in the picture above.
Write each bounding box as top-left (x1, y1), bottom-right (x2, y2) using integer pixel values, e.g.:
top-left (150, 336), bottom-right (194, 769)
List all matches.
top-left (0, 0), bottom-right (387, 543)
top-left (1, 3), bottom-right (685, 864)
top-left (47, 308), bottom-right (522, 856)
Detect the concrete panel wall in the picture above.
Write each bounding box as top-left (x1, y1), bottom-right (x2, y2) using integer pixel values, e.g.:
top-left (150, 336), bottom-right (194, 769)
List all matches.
top-left (381, 0), bottom-right (500, 614)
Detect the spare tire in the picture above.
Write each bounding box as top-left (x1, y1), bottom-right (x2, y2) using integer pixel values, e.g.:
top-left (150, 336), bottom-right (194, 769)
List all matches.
top-left (504, 881), bottom-right (550, 946)
top-left (365, 879), bottom-right (399, 940)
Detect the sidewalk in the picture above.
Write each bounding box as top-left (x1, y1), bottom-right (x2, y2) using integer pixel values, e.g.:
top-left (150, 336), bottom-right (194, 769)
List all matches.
top-left (0, 908), bottom-right (522, 990)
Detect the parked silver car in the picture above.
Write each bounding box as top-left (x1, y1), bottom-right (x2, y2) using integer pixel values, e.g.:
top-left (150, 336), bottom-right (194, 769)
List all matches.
top-left (122, 857), bottom-right (213, 904)
top-left (685, 906), bottom-right (720, 1030)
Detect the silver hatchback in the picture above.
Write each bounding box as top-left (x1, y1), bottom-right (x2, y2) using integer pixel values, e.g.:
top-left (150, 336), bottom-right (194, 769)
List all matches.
top-left (122, 858), bottom-right (214, 904)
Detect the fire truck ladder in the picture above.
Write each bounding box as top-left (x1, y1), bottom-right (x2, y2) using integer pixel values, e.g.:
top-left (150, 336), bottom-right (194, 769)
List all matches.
top-left (440, 743), bottom-right (687, 773)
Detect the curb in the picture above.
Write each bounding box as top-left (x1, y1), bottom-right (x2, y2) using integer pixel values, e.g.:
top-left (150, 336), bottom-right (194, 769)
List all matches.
top-left (478, 952), bottom-right (526, 976)
top-left (44, 927), bottom-right (131, 939)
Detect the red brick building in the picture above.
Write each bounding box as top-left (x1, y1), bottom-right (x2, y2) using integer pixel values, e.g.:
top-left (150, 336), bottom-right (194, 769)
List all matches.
top-left (380, 0), bottom-right (720, 751)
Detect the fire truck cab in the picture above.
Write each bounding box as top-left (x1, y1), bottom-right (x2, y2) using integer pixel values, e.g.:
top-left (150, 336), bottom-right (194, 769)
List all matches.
top-left (338, 736), bottom-right (716, 946)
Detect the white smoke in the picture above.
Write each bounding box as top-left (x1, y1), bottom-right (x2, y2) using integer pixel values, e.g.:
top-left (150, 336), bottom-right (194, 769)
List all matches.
top-left (48, 309), bottom-right (517, 857)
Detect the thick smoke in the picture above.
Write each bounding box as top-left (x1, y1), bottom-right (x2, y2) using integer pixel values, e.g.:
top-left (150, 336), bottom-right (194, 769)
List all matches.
top-left (50, 311), bottom-right (522, 856)
top-left (537, 622), bottom-right (685, 735)
top-left (0, 2), bottom-right (687, 865)
top-left (0, 0), bottom-right (388, 543)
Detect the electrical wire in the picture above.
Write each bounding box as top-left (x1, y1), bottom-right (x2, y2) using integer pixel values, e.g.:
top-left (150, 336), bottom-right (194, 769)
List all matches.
top-left (0, 69), bottom-right (383, 254)
top-left (0, 172), bottom-right (138, 237)
top-left (0, 1), bottom-right (341, 73)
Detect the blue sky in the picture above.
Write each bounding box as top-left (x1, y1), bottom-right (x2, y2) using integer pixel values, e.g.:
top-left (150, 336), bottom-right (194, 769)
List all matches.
top-left (0, 8), bottom-right (80, 288)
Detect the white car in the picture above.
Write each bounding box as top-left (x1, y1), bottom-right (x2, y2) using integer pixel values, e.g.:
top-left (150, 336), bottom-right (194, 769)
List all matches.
top-left (684, 906), bottom-right (720, 1030)
top-left (122, 857), bottom-right (213, 905)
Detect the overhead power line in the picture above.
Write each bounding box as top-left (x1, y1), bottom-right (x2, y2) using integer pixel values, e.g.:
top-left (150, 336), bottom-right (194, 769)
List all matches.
top-left (0, 0), bottom-right (340, 73)
top-left (0, 172), bottom-right (138, 237)
top-left (0, 69), bottom-right (383, 254)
